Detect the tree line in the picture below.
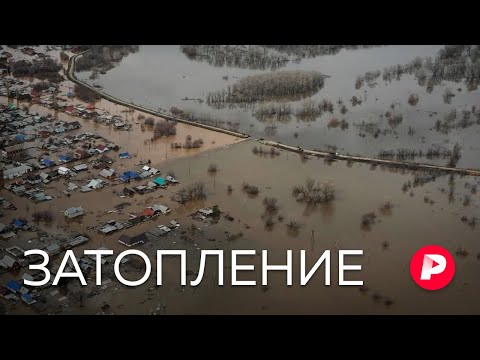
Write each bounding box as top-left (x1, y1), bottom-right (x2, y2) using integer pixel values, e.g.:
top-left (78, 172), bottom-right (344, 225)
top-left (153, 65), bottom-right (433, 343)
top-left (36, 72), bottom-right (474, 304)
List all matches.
top-left (75, 45), bottom-right (139, 73)
top-left (12, 57), bottom-right (63, 82)
top-left (180, 45), bottom-right (289, 71)
top-left (357, 45), bottom-right (480, 91)
top-left (207, 70), bottom-right (326, 108)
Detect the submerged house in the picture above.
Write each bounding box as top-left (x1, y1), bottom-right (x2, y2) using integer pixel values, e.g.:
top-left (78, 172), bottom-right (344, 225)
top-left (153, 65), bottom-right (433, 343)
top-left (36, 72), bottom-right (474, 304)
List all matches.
top-left (0, 255), bottom-right (21, 271)
top-left (73, 164), bottom-right (88, 172)
top-left (41, 158), bottom-right (55, 167)
top-left (122, 187), bottom-right (135, 196)
top-left (45, 243), bottom-right (61, 256)
top-left (153, 177), bottom-right (166, 187)
top-left (151, 204), bottom-right (171, 215)
top-left (99, 168), bottom-right (115, 178)
top-left (166, 175), bottom-right (178, 184)
top-left (64, 207), bottom-right (84, 219)
top-left (118, 233), bottom-right (147, 248)
top-left (120, 171), bottom-right (140, 182)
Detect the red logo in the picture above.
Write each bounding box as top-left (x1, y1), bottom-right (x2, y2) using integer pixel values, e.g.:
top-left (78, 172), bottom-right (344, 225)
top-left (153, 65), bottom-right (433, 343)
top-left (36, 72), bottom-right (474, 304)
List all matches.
top-left (410, 245), bottom-right (455, 290)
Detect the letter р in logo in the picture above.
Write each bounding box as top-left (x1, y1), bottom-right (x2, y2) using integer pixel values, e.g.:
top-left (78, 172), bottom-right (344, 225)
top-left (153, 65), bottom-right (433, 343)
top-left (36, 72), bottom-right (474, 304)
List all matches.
top-left (410, 245), bottom-right (455, 290)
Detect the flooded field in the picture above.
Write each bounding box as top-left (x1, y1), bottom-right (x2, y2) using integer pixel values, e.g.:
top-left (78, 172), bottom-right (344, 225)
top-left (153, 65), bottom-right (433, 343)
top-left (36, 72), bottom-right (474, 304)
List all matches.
top-left (76, 45), bottom-right (480, 168)
top-left (2, 140), bottom-right (479, 314)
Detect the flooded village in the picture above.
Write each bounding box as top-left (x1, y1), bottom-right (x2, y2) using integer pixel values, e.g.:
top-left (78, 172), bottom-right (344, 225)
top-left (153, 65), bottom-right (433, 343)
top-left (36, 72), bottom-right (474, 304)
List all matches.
top-left (0, 45), bottom-right (480, 315)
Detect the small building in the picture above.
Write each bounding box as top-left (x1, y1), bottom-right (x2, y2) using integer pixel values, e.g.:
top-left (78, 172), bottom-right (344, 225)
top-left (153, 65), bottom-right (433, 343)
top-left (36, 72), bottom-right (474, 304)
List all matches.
top-left (21, 293), bottom-right (36, 305)
top-left (96, 144), bottom-right (109, 154)
top-left (26, 174), bottom-right (42, 185)
top-left (153, 177), bottom-right (166, 187)
top-left (54, 125), bottom-right (66, 133)
top-left (119, 152), bottom-right (130, 159)
top-left (2, 143), bottom-right (25, 159)
top-left (32, 192), bottom-right (52, 203)
top-left (73, 164), bottom-right (88, 172)
top-left (120, 171), bottom-right (140, 182)
top-left (98, 154), bottom-right (113, 164)
top-left (45, 243), bottom-right (61, 256)
top-left (12, 185), bottom-right (26, 195)
top-left (67, 121), bottom-right (81, 130)
top-left (12, 220), bottom-right (26, 230)
top-left (58, 166), bottom-right (70, 176)
top-left (74, 149), bottom-right (89, 159)
top-left (151, 204), bottom-right (171, 215)
top-left (118, 233), bottom-right (147, 247)
top-left (142, 208), bottom-right (155, 217)
top-left (134, 185), bottom-right (149, 195)
top-left (166, 175), bottom-right (178, 184)
top-left (64, 207), bottom-right (84, 219)
top-left (198, 208), bottom-right (214, 217)
top-left (6, 280), bottom-right (22, 293)
top-left (59, 154), bottom-right (71, 163)
top-left (122, 187), bottom-right (135, 196)
top-left (41, 158), bottom-right (55, 167)
top-left (3, 164), bottom-right (32, 180)
top-left (99, 168), bottom-right (115, 178)
top-left (86, 179), bottom-right (103, 189)
top-left (0, 255), bottom-right (21, 271)
top-left (66, 235), bottom-right (89, 248)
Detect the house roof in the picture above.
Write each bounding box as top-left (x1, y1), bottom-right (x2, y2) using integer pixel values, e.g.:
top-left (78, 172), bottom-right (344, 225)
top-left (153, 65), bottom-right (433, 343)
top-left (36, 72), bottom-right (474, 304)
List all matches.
top-left (99, 168), bottom-right (114, 178)
top-left (118, 233), bottom-right (147, 247)
top-left (154, 177), bottom-right (166, 186)
top-left (1, 255), bottom-right (19, 268)
top-left (13, 219), bottom-right (25, 228)
top-left (142, 208), bottom-right (154, 217)
top-left (45, 243), bottom-right (60, 252)
top-left (6, 280), bottom-right (21, 291)
top-left (4, 143), bottom-right (24, 152)
top-left (65, 207), bottom-right (83, 216)
top-left (3, 165), bottom-right (32, 177)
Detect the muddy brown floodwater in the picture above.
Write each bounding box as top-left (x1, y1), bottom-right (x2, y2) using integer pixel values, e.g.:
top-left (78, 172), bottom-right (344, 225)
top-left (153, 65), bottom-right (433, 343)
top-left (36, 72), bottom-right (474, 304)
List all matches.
top-left (3, 139), bottom-right (479, 314)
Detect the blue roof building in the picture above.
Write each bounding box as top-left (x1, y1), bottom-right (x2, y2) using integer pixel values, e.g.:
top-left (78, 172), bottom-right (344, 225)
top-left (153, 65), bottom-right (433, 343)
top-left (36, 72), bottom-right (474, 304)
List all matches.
top-left (6, 280), bottom-right (21, 293)
top-left (13, 219), bottom-right (25, 228)
top-left (59, 154), bottom-right (70, 162)
top-left (120, 171), bottom-right (140, 182)
top-left (42, 158), bottom-right (54, 167)
top-left (154, 177), bottom-right (166, 186)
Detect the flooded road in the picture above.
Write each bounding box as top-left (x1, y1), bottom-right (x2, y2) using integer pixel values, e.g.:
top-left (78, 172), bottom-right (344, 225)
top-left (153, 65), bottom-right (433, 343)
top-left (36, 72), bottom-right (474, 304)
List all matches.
top-left (76, 45), bottom-right (480, 169)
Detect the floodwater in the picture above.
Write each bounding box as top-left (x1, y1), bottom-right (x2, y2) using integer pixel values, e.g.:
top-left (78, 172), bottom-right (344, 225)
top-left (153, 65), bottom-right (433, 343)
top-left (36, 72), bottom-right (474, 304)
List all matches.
top-left (2, 46), bottom-right (480, 314)
top-left (3, 140), bottom-right (480, 314)
top-left (76, 45), bottom-right (480, 168)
